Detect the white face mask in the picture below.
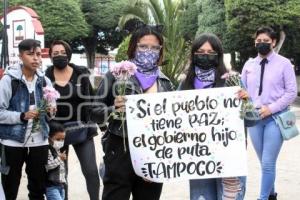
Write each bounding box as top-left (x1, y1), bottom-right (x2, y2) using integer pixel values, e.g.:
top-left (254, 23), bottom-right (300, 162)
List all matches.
top-left (53, 140), bottom-right (64, 150)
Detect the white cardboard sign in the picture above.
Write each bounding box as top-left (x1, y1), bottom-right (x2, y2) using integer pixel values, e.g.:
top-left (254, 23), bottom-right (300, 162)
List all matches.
top-left (126, 86), bottom-right (247, 183)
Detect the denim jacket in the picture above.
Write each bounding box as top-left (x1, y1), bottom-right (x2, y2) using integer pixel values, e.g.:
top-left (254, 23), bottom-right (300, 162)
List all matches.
top-left (0, 65), bottom-right (52, 143)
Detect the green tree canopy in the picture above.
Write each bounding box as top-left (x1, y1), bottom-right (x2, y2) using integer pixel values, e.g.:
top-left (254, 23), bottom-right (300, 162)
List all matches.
top-left (119, 0), bottom-right (190, 85)
top-left (78, 0), bottom-right (129, 68)
top-left (1, 0), bottom-right (130, 68)
top-left (225, 0), bottom-right (300, 68)
top-left (115, 35), bottom-right (131, 62)
top-left (0, 0), bottom-right (89, 44)
top-left (178, 0), bottom-right (200, 41)
top-left (196, 0), bottom-right (226, 41)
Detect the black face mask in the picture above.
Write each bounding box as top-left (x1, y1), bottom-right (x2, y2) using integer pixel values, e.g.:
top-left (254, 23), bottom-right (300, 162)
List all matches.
top-left (256, 42), bottom-right (271, 56)
top-left (53, 55), bottom-right (68, 70)
top-left (193, 54), bottom-right (218, 70)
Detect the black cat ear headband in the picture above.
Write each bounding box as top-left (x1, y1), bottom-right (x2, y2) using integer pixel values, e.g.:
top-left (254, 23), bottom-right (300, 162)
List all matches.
top-left (135, 22), bottom-right (164, 34)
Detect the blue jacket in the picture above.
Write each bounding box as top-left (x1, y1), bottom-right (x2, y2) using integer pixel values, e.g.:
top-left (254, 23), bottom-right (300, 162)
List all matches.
top-left (0, 65), bottom-right (52, 143)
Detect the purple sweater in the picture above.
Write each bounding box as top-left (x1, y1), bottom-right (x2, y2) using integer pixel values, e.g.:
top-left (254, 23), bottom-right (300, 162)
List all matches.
top-left (241, 51), bottom-right (297, 114)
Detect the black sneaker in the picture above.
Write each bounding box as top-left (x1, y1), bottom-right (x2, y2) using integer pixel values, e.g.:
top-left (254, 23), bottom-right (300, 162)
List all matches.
top-left (269, 193), bottom-right (277, 200)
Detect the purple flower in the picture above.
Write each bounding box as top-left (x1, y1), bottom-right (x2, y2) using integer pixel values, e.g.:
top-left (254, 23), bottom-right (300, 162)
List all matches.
top-left (109, 61), bottom-right (137, 152)
top-left (221, 72), bottom-right (230, 80)
top-left (43, 86), bottom-right (60, 103)
top-left (31, 86), bottom-right (60, 133)
top-left (110, 61), bottom-right (137, 81)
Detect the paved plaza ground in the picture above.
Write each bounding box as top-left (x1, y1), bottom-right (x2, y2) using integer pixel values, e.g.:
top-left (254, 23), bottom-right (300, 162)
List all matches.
top-left (15, 102), bottom-right (300, 200)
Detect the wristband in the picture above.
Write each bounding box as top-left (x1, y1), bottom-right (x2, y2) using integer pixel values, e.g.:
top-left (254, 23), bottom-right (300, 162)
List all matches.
top-left (20, 112), bottom-right (27, 122)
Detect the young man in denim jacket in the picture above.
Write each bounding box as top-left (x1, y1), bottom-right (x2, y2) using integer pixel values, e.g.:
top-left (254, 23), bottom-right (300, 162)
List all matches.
top-left (0, 39), bottom-right (56, 200)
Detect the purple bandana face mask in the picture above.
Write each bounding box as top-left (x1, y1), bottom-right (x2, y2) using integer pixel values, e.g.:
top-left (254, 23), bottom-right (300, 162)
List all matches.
top-left (193, 66), bottom-right (216, 89)
top-left (135, 70), bottom-right (159, 91)
top-left (132, 50), bottom-right (160, 90)
top-left (132, 50), bottom-right (159, 73)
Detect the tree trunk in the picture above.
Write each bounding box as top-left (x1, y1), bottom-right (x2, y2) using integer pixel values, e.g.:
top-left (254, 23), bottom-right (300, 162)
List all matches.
top-left (239, 52), bottom-right (249, 73)
top-left (230, 52), bottom-right (236, 71)
top-left (82, 34), bottom-right (97, 69)
top-left (274, 30), bottom-right (286, 53)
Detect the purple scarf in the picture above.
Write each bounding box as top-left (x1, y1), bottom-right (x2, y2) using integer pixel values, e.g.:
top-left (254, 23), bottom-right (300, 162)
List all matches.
top-left (135, 70), bottom-right (159, 91)
top-left (194, 67), bottom-right (216, 89)
top-left (132, 50), bottom-right (160, 91)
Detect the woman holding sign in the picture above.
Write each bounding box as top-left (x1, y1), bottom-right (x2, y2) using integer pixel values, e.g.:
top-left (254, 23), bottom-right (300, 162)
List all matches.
top-left (91, 25), bottom-right (174, 200)
top-left (179, 33), bottom-right (246, 200)
top-left (241, 27), bottom-right (297, 200)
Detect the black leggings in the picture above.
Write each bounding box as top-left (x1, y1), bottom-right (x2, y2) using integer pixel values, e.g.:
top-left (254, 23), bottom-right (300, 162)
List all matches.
top-left (64, 138), bottom-right (100, 200)
top-left (102, 134), bottom-right (163, 200)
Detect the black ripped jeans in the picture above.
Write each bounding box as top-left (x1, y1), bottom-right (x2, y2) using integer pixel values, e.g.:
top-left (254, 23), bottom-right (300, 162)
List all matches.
top-left (102, 133), bottom-right (163, 200)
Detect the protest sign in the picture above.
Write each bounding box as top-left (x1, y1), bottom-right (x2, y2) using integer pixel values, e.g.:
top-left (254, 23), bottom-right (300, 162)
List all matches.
top-left (126, 86), bottom-right (247, 182)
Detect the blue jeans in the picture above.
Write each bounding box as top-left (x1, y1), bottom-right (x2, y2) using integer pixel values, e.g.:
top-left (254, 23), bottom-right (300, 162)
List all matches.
top-left (249, 115), bottom-right (283, 200)
top-left (190, 176), bottom-right (246, 200)
top-left (46, 185), bottom-right (65, 200)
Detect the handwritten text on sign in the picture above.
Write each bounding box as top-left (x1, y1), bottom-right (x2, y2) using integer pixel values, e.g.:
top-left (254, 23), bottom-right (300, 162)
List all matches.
top-left (126, 87), bottom-right (247, 183)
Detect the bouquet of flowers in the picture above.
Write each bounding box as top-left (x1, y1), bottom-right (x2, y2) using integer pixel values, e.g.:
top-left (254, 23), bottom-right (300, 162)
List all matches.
top-left (222, 72), bottom-right (260, 127)
top-left (110, 60), bottom-right (137, 120)
top-left (109, 60), bottom-right (137, 151)
top-left (31, 86), bottom-right (60, 132)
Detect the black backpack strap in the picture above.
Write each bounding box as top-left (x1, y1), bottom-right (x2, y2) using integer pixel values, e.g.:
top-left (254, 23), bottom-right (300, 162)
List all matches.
top-left (41, 76), bottom-right (47, 87)
top-left (10, 75), bottom-right (46, 101)
top-left (10, 77), bottom-right (21, 100)
top-left (48, 145), bottom-right (58, 158)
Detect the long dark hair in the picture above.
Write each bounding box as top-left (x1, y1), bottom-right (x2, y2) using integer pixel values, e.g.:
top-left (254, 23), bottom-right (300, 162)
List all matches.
top-left (127, 25), bottom-right (164, 65)
top-left (181, 33), bottom-right (227, 90)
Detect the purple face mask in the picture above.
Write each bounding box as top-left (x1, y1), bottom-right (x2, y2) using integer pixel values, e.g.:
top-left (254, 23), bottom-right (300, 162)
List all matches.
top-left (132, 50), bottom-right (159, 73)
top-left (132, 50), bottom-right (160, 91)
top-left (193, 66), bottom-right (216, 89)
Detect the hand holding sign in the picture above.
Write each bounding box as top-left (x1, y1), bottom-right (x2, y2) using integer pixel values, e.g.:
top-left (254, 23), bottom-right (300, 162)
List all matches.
top-left (126, 87), bottom-right (247, 183)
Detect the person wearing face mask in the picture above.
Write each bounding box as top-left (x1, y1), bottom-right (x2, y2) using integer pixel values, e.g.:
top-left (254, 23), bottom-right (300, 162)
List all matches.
top-left (46, 121), bottom-right (67, 200)
top-left (45, 40), bottom-right (100, 200)
top-left (241, 27), bottom-right (297, 200)
top-left (178, 33), bottom-right (247, 200)
top-left (91, 25), bottom-right (174, 200)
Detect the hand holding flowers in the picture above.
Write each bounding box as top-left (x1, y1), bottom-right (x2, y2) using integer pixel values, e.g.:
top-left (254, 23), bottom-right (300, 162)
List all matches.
top-left (221, 71), bottom-right (260, 127)
top-left (109, 61), bottom-right (137, 152)
top-left (110, 61), bottom-right (137, 120)
top-left (31, 86), bottom-right (60, 132)
top-left (237, 89), bottom-right (249, 99)
top-left (23, 110), bottom-right (39, 121)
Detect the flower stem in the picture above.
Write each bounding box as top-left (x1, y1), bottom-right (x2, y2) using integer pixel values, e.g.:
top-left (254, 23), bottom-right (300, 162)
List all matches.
top-left (117, 80), bottom-right (127, 152)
